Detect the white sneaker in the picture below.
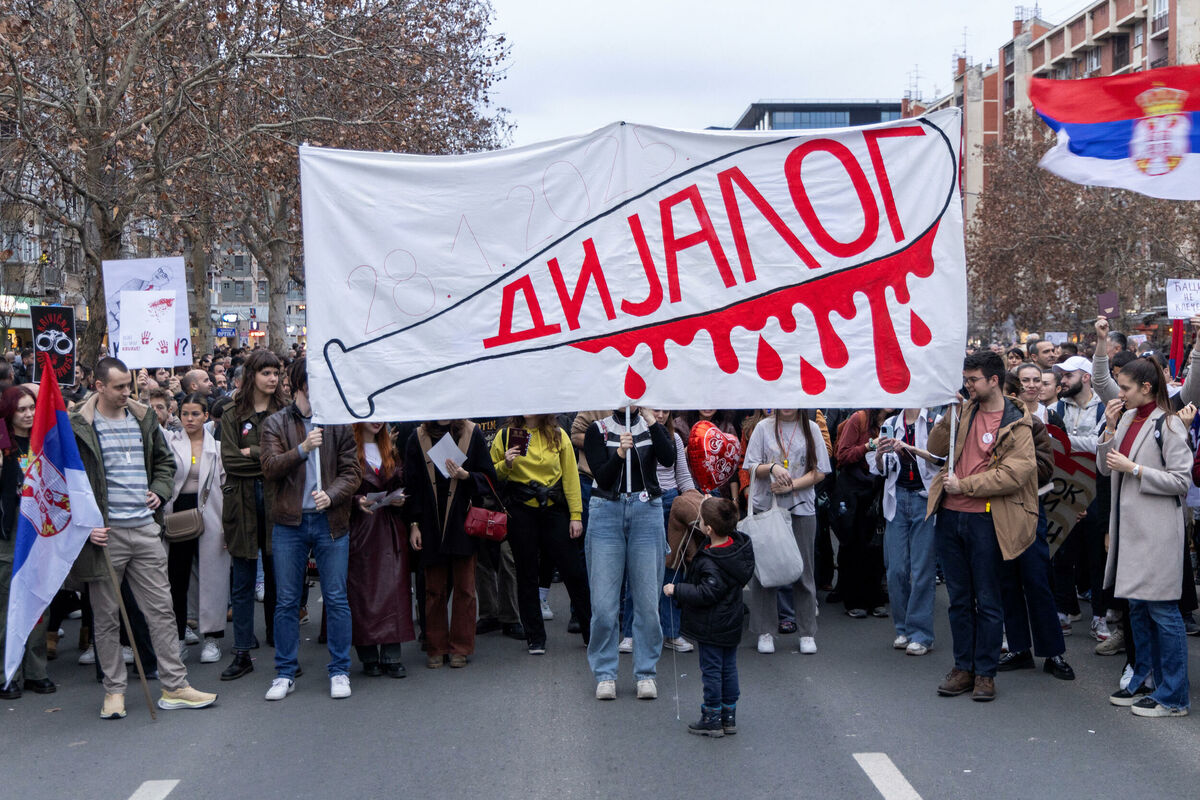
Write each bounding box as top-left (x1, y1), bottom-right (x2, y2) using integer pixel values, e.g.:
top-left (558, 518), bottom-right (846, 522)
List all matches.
top-left (178, 640), bottom-right (190, 662)
top-left (540, 600), bottom-right (554, 621)
top-left (57, 627), bottom-right (65, 638)
top-left (906, 641), bottom-right (929, 656)
top-left (255, 582), bottom-right (265, 603)
top-left (1091, 617), bottom-right (1111, 642)
top-left (618, 637), bottom-right (633, 654)
top-left (1058, 613), bottom-right (1073, 636)
top-left (665, 636), bottom-right (694, 653)
top-left (184, 627), bottom-right (200, 645)
top-left (68, 609), bottom-right (82, 620)
top-left (121, 646), bottom-right (135, 665)
top-left (892, 635), bottom-right (909, 650)
top-left (265, 677), bottom-right (294, 701)
top-left (199, 639), bottom-right (221, 664)
top-left (757, 633), bottom-right (775, 654)
top-left (78, 648), bottom-right (96, 665)
top-left (636, 678), bottom-right (657, 700)
top-left (595, 679), bottom-right (617, 700)
top-left (1119, 664), bottom-right (1134, 691)
top-left (799, 636), bottom-right (817, 654)
top-left (330, 674), bottom-right (351, 699)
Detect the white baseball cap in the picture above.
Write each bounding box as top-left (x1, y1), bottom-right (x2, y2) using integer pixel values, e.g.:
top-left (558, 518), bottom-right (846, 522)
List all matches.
top-left (1058, 355), bottom-right (1093, 373)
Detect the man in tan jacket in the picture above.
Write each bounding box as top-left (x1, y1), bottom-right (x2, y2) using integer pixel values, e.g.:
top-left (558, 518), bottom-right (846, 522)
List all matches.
top-left (925, 351), bottom-right (1037, 703)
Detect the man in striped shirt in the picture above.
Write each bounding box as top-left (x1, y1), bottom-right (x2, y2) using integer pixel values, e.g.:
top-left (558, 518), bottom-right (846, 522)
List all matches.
top-left (70, 357), bottom-right (217, 719)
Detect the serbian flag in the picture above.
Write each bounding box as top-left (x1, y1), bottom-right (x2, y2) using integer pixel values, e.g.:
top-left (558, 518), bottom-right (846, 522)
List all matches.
top-left (1030, 65), bottom-right (1200, 200)
top-left (4, 355), bottom-right (103, 688)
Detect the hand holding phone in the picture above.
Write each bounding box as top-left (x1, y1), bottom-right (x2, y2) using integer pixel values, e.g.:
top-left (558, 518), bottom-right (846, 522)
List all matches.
top-left (508, 427), bottom-right (530, 456)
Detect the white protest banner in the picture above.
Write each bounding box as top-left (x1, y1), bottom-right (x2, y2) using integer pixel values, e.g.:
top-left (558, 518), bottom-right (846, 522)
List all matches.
top-left (117, 291), bottom-right (177, 369)
top-left (1042, 424), bottom-right (1099, 559)
top-left (1042, 331), bottom-right (1069, 345)
top-left (300, 111), bottom-right (966, 422)
top-left (102, 257), bottom-right (192, 365)
top-left (1166, 279), bottom-right (1200, 319)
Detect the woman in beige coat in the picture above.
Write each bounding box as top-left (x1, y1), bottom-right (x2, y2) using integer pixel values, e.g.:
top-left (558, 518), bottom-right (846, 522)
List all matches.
top-left (164, 394), bottom-right (230, 665)
top-left (1096, 357), bottom-right (1190, 718)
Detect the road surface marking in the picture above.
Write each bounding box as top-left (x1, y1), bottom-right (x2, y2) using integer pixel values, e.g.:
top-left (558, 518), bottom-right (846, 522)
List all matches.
top-left (853, 753), bottom-right (923, 800)
top-left (128, 780), bottom-right (180, 800)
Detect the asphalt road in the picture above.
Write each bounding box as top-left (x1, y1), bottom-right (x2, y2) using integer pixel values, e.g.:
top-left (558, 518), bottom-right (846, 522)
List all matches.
top-left (3, 583), bottom-right (1199, 800)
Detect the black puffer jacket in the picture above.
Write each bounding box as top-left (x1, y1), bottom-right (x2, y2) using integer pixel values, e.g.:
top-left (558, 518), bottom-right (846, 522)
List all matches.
top-left (674, 530), bottom-right (755, 647)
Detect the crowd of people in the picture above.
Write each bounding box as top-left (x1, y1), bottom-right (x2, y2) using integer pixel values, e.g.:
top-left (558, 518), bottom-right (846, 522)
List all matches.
top-left (0, 316), bottom-right (1197, 732)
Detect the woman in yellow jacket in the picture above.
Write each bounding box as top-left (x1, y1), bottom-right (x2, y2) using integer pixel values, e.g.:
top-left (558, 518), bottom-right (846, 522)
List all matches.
top-left (492, 415), bottom-right (591, 655)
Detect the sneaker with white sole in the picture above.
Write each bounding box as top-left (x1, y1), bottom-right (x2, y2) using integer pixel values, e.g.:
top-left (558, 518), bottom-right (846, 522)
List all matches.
top-left (892, 635), bottom-right (909, 650)
top-left (540, 600), bottom-right (554, 621)
top-left (636, 678), bottom-right (657, 700)
top-left (122, 646), bottom-right (135, 664)
top-left (184, 627), bottom-right (200, 645)
top-left (595, 680), bottom-right (616, 700)
top-left (1058, 613), bottom-right (1073, 637)
top-left (757, 633), bottom-right (775, 654)
top-left (158, 685), bottom-right (217, 710)
top-left (618, 637), bottom-right (633, 654)
top-left (664, 637), bottom-right (694, 653)
top-left (906, 641), bottom-right (929, 656)
top-left (100, 693), bottom-right (126, 719)
top-left (1091, 617), bottom-right (1111, 642)
top-left (78, 648), bottom-right (96, 665)
top-left (330, 674), bottom-right (351, 699)
top-left (265, 677), bottom-right (295, 701)
top-left (199, 639), bottom-right (221, 664)
top-left (799, 637), bottom-right (817, 654)
top-left (1131, 697), bottom-right (1188, 718)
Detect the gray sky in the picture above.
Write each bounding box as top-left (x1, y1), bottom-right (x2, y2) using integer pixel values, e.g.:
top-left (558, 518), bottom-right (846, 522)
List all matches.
top-left (490, 0), bottom-right (1087, 145)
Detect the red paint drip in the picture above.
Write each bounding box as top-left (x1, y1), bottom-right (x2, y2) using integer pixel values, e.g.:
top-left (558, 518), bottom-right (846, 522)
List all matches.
top-left (624, 365), bottom-right (647, 399)
top-left (910, 310), bottom-right (931, 346)
top-left (800, 357), bottom-right (826, 394)
top-left (756, 335), bottom-right (783, 381)
top-left (574, 223), bottom-right (940, 394)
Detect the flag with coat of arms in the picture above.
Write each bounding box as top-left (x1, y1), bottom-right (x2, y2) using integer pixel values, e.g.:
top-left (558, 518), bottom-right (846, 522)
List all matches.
top-left (1030, 64), bottom-right (1200, 200)
top-left (4, 355), bottom-right (103, 688)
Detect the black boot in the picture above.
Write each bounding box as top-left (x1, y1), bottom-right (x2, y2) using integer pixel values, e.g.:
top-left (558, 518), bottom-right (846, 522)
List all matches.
top-left (220, 650), bottom-right (254, 681)
top-left (688, 705), bottom-right (725, 738)
top-left (720, 704), bottom-right (737, 735)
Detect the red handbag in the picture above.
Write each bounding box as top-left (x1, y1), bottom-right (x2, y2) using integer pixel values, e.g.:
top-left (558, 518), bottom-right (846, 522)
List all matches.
top-left (465, 475), bottom-right (509, 542)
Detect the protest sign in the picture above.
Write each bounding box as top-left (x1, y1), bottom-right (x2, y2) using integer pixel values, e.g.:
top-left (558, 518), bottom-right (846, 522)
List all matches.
top-left (1166, 279), bottom-right (1200, 319)
top-left (1042, 331), bottom-right (1069, 344)
top-left (29, 305), bottom-right (75, 384)
top-left (117, 291), bottom-right (177, 369)
top-left (1097, 291), bottom-right (1120, 318)
top-left (101, 257), bottom-right (192, 365)
top-left (300, 111), bottom-right (966, 422)
top-left (1042, 424), bottom-right (1099, 558)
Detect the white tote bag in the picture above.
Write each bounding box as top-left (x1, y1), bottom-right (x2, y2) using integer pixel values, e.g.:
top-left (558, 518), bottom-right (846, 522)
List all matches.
top-left (738, 475), bottom-right (803, 588)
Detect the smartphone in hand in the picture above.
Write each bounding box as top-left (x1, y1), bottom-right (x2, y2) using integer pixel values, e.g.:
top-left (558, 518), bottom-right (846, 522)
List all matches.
top-left (508, 427), bottom-right (530, 456)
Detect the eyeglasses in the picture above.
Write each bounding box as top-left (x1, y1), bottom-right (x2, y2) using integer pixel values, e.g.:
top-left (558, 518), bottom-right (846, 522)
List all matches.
top-left (962, 376), bottom-right (986, 385)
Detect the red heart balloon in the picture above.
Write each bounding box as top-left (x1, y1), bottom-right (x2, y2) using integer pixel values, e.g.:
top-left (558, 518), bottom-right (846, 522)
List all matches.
top-left (686, 421), bottom-right (744, 493)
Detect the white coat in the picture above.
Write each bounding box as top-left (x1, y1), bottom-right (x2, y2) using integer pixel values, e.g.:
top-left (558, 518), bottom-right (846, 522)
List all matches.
top-left (164, 428), bottom-right (230, 636)
top-left (869, 409), bottom-right (942, 522)
top-left (1097, 408), bottom-right (1191, 602)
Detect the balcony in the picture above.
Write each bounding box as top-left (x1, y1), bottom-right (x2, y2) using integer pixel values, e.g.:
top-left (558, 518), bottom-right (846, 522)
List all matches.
top-left (1151, 55), bottom-right (1169, 68)
top-left (1151, 14), bottom-right (1169, 38)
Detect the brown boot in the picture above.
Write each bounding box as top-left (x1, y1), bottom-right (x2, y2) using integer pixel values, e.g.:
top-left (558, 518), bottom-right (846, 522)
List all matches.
top-left (46, 631), bottom-right (59, 661)
top-left (972, 675), bottom-right (996, 702)
top-left (937, 668), bottom-right (974, 696)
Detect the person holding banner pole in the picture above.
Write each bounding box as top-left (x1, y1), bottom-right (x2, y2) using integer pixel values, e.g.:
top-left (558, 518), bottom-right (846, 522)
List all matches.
top-left (582, 406), bottom-right (675, 701)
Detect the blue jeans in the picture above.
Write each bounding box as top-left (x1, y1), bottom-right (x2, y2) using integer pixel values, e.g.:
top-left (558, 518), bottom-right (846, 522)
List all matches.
top-left (697, 643), bottom-right (739, 707)
top-left (586, 494), bottom-right (665, 682)
top-left (1129, 599), bottom-right (1190, 710)
top-left (935, 509), bottom-right (1003, 677)
top-left (884, 488), bottom-right (936, 646)
top-left (272, 513), bottom-right (351, 679)
top-left (621, 489), bottom-right (680, 639)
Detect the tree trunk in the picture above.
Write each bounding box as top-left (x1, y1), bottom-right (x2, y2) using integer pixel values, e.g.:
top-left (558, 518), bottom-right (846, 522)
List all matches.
top-left (266, 239), bottom-right (290, 356)
top-left (184, 224), bottom-right (214, 356)
top-left (79, 209), bottom-right (123, 367)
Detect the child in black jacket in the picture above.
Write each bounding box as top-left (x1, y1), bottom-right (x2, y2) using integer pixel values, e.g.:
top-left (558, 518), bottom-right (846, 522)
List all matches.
top-left (664, 497), bottom-right (755, 737)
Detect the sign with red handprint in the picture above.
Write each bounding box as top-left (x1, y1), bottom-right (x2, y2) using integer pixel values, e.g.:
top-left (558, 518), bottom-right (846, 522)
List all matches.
top-left (117, 290), bottom-right (177, 368)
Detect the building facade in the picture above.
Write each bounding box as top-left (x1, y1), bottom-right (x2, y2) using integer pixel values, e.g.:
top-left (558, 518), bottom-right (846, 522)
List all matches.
top-left (729, 99), bottom-right (903, 131)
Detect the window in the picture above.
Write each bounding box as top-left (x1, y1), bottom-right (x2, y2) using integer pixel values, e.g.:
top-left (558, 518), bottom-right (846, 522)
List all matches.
top-left (771, 110), bottom-right (851, 129)
top-left (1113, 34), bottom-right (1130, 70)
top-left (257, 280), bottom-right (268, 301)
top-left (233, 281), bottom-right (247, 299)
top-left (1086, 48), bottom-right (1101, 73)
top-left (1134, 22), bottom-right (1144, 47)
top-left (879, 110), bottom-right (902, 122)
top-left (233, 254), bottom-right (244, 268)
